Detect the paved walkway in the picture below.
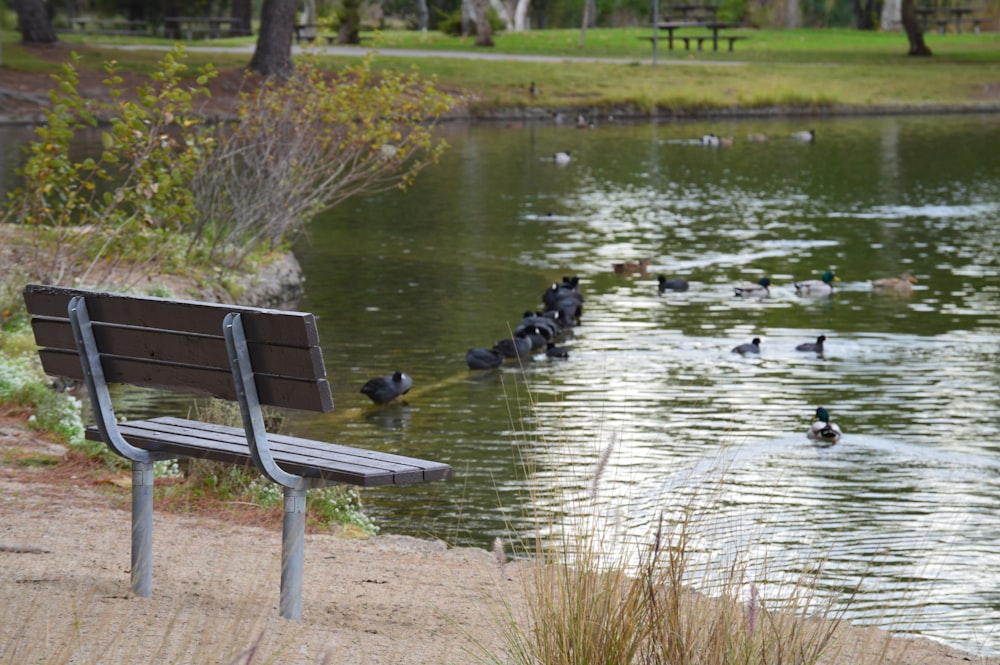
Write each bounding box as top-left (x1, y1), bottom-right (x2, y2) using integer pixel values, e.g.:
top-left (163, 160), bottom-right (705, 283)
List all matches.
top-left (110, 42), bottom-right (747, 66)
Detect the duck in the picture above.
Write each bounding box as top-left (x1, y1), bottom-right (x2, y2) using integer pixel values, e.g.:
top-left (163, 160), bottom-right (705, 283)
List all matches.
top-left (361, 371), bottom-right (413, 404)
top-left (807, 406), bottom-right (842, 446)
top-left (545, 342), bottom-right (570, 359)
top-left (747, 133), bottom-right (769, 143)
top-left (872, 272), bottom-right (917, 295)
top-left (792, 129), bottom-right (816, 143)
top-left (732, 337), bottom-right (761, 355)
top-left (613, 259), bottom-right (651, 276)
top-left (657, 275), bottom-right (689, 293)
top-left (494, 332), bottom-right (533, 359)
top-left (553, 151), bottom-right (572, 165)
top-left (466, 347), bottom-right (505, 370)
top-left (795, 335), bottom-right (826, 354)
top-left (734, 276), bottom-right (771, 298)
top-left (700, 133), bottom-right (721, 147)
top-left (794, 271), bottom-right (838, 296)
top-left (529, 81), bottom-right (539, 96)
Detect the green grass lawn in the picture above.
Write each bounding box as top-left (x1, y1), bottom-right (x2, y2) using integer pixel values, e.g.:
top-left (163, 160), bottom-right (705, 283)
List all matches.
top-left (3, 26), bottom-right (999, 114)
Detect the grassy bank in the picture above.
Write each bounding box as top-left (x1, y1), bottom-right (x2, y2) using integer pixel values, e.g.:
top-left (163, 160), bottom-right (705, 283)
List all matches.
top-left (3, 27), bottom-right (998, 116)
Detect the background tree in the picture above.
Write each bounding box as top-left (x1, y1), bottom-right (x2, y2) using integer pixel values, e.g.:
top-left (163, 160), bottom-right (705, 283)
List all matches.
top-left (12, 0), bottom-right (58, 44)
top-left (852, 0), bottom-right (879, 29)
top-left (473, 0), bottom-right (495, 44)
top-left (900, 0), bottom-right (931, 55)
top-left (337, 0), bottom-right (362, 44)
top-left (249, 0), bottom-right (296, 77)
top-left (230, 0), bottom-right (253, 36)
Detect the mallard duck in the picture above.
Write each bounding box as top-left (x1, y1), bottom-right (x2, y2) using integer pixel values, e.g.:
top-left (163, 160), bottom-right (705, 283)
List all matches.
top-left (553, 151), bottom-right (572, 165)
top-left (735, 277), bottom-right (771, 298)
top-left (792, 129), bottom-right (816, 143)
top-left (794, 271), bottom-right (838, 296)
top-left (700, 133), bottom-right (720, 147)
top-left (732, 337), bottom-right (761, 355)
top-left (872, 272), bottom-right (917, 295)
top-left (361, 371), bottom-right (413, 404)
top-left (613, 259), bottom-right (651, 276)
top-left (658, 275), bottom-right (689, 293)
top-left (747, 133), bottom-right (769, 143)
top-left (807, 406), bottom-right (842, 446)
top-left (795, 335), bottom-right (826, 354)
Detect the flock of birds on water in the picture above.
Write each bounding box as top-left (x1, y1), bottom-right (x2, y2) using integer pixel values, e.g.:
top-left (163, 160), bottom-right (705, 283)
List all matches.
top-left (360, 121), bottom-right (918, 447)
top-left (359, 263), bottom-right (919, 448)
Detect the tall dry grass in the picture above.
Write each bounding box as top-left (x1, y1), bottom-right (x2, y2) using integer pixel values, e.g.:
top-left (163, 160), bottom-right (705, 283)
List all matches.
top-left (481, 436), bottom-right (904, 665)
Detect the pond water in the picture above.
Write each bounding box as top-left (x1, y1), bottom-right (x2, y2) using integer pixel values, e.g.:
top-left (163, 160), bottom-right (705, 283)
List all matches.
top-left (4, 113), bottom-right (1000, 655)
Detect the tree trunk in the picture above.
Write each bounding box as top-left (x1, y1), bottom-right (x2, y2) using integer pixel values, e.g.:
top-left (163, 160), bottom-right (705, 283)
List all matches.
top-left (852, 0), bottom-right (877, 29)
top-left (249, 0), bottom-right (296, 78)
top-left (164, 0), bottom-right (182, 39)
top-left (461, 0), bottom-right (476, 37)
top-left (900, 0), bottom-right (931, 55)
top-left (513, 0), bottom-right (530, 30)
top-left (473, 0), bottom-right (494, 46)
top-left (231, 0), bottom-right (253, 36)
top-left (578, 0), bottom-right (590, 47)
top-left (336, 0), bottom-right (361, 44)
top-left (13, 0), bottom-right (57, 44)
top-left (417, 0), bottom-right (429, 30)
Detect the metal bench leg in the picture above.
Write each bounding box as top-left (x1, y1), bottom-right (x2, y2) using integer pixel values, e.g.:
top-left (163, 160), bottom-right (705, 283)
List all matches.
top-left (280, 486), bottom-right (307, 620)
top-left (132, 460), bottom-right (154, 598)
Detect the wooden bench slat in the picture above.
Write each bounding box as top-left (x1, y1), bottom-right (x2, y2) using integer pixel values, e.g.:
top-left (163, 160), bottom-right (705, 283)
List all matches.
top-left (86, 418), bottom-right (451, 486)
top-left (39, 348), bottom-right (334, 412)
top-left (24, 284), bottom-right (320, 347)
top-left (30, 317), bottom-right (327, 379)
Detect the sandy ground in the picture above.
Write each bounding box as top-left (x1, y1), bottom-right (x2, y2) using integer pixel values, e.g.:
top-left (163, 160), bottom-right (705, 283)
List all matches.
top-left (2, 420), bottom-right (998, 665)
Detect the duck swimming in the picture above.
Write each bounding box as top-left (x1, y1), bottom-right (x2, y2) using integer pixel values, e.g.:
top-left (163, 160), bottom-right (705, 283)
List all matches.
top-left (792, 129), bottom-right (816, 143)
top-left (658, 275), bottom-right (690, 293)
top-left (795, 335), bottom-right (826, 354)
top-left (872, 272), bottom-right (917, 295)
top-left (361, 371), bottom-right (413, 404)
top-left (735, 277), bottom-right (771, 298)
top-left (732, 337), bottom-right (761, 355)
top-left (613, 259), bottom-right (651, 276)
top-left (795, 271), bottom-right (838, 296)
top-left (807, 406), bottom-right (842, 446)
top-left (553, 151), bottom-right (572, 165)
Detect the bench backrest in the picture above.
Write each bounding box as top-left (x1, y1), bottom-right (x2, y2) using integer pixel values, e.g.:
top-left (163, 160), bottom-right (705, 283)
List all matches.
top-left (23, 284), bottom-right (333, 413)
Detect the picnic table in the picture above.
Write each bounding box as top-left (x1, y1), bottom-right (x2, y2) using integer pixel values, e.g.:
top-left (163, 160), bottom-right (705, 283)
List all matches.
top-left (644, 20), bottom-right (749, 61)
top-left (164, 16), bottom-right (248, 39)
top-left (915, 4), bottom-right (983, 33)
top-left (64, 18), bottom-right (151, 36)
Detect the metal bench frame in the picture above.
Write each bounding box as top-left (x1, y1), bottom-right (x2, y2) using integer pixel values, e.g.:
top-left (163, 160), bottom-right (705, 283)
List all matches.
top-left (25, 284), bottom-right (451, 620)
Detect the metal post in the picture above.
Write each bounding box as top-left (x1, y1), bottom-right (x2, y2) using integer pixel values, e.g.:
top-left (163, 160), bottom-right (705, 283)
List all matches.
top-left (132, 460), bottom-right (155, 598)
top-left (280, 486), bottom-right (307, 620)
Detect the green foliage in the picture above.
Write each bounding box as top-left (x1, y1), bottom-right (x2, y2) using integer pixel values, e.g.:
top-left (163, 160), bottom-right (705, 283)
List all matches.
top-left (436, 6), bottom-right (507, 36)
top-left (0, 349), bottom-right (84, 446)
top-left (187, 55), bottom-right (452, 267)
top-left (1, 47), bottom-right (216, 290)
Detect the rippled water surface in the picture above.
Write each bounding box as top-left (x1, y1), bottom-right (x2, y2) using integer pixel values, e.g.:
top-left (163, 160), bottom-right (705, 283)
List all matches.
top-left (290, 115), bottom-right (1000, 655)
top-left (5, 114), bottom-right (1000, 654)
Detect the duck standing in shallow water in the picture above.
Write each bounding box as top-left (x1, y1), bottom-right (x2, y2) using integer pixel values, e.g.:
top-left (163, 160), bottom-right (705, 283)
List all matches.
top-left (796, 335), bottom-right (826, 354)
top-left (732, 337), bottom-right (761, 355)
top-left (795, 271), bottom-right (838, 296)
top-left (658, 275), bottom-right (689, 293)
top-left (807, 406), bottom-right (842, 446)
top-left (872, 272), bottom-right (917, 295)
top-left (735, 277), bottom-right (771, 298)
top-left (466, 347), bottom-right (505, 370)
top-left (361, 371), bottom-right (413, 404)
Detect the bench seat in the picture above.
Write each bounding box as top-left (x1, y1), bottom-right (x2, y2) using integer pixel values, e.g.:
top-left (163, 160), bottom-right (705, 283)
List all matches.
top-left (87, 416), bottom-right (451, 487)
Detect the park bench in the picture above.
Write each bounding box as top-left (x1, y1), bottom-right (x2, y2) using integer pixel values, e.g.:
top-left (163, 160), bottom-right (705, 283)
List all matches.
top-left (22, 283), bottom-right (452, 620)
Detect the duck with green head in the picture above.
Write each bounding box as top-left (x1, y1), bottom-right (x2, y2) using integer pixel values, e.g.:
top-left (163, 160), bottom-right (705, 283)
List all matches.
top-left (795, 271), bottom-right (838, 296)
top-left (807, 406), bottom-right (842, 446)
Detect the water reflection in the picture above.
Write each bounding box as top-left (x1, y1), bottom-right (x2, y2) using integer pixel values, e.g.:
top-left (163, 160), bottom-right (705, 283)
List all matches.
top-left (4, 114), bottom-right (1000, 655)
top-left (289, 114), bottom-right (1000, 655)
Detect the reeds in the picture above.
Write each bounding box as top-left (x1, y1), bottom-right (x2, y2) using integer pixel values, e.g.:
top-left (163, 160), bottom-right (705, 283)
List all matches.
top-left (483, 439), bottom-right (901, 665)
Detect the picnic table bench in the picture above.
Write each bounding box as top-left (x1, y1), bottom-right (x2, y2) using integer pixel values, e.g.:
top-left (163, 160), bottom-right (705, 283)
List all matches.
top-left (643, 21), bottom-right (749, 58)
top-left (23, 283), bottom-right (452, 620)
top-left (915, 4), bottom-right (983, 33)
top-left (62, 18), bottom-right (152, 36)
top-left (164, 16), bottom-right (249, 39)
